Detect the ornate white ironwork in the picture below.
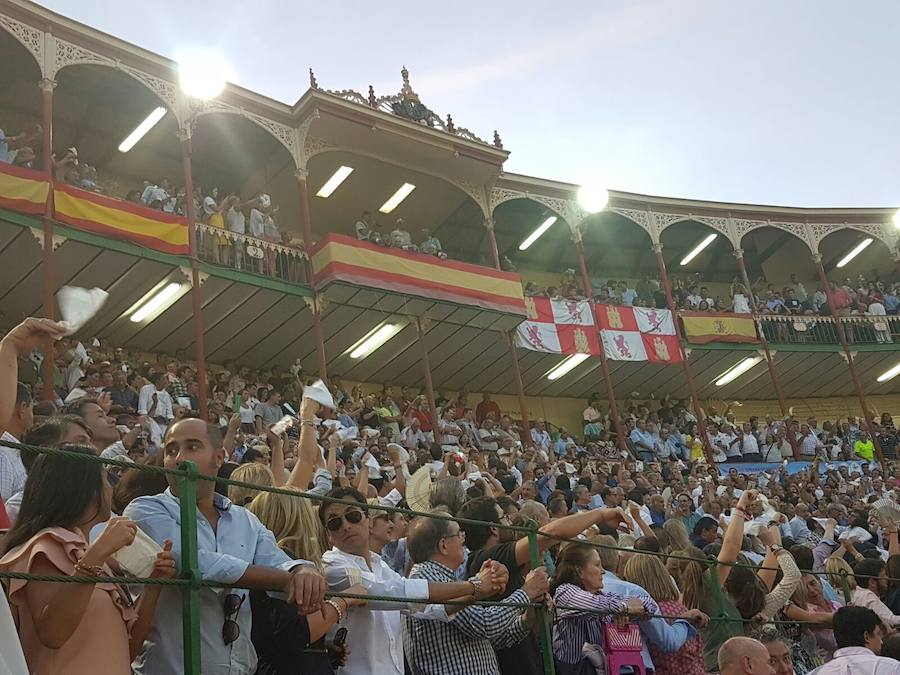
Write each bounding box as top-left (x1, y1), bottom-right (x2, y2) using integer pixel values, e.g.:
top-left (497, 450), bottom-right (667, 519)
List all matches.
top-left (119, 65), bottom-right (179, 111)
top-left (0, 15), bottom-right (43, 68)
top-left (52, 37), bottom-right (114, 76)
top-left (807, 221), bottom-right (894, 252)
top-left (693, 215), bottom-right (732, 240)
top-left (303, 136), bottom-right (335, 161)
top-left (195, 222), bottom-right (307, 259)
top-left (28, 227), bottom-right (66, 251)
top-left (610, 208), bottom-right (653, 238)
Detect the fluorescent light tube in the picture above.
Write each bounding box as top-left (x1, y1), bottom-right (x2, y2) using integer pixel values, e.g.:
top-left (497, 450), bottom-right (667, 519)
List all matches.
top-left (547, 353), bottom-right (589, 380)
top-left (129, 282), bottom-right (184, 322)
top-left (519, 216), bottom-right (558, 251)
top-left (379, 183), bottom-right (416, 214)
top-left (715, 356), bottom-right (762, 386)
top-left (316, 166), bottom-right (354, 198)
top-left (680, 233), bottom-right (717, 266)
top-left (349, 323), bottom-right (403, 359)
top-left (877, 362), bottom-right (900, 383)
top-left (836, 238), bottom-right (873, 268)
top-left (118, 107), bottom-right (167, 153)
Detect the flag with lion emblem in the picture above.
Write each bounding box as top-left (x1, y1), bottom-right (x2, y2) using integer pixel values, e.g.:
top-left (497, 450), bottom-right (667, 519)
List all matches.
top-left (515, 297), bottom-right (600, 354)
top-left (594, 305), bottom-right (682, 363)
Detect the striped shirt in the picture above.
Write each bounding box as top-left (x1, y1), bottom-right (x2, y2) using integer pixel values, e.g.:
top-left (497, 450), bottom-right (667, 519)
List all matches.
top-left (402, 560), bottom-right (530, 675)
top-left (552, 583), bottom-right (656, 665)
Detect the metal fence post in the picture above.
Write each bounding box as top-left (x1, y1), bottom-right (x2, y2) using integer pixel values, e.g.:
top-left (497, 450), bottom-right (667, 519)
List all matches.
top-left (527, 520), bottom-right (556, 675)
top-left (178, 460), bottom-right (202, 675)
top-left (839, 570), bottom-right (852, 605)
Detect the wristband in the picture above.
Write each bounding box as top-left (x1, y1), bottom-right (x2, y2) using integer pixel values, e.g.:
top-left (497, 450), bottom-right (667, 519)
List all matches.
top-left (325, 598), bottom-right (346, 622)
top-left (74, 561), bottom-right (105, 577)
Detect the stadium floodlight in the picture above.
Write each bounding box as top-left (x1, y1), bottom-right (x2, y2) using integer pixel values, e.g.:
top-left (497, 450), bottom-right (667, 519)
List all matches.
top-left (715, 356), bottom-right (762, 386)
top-left (118, 107), bottom-right (167, 153)
top-left (547, 353), bottom-right (589, 381)
top-left (129, 283), bottom-right (186, 323)
top-left (836, 238), bottom-right (873, 268)
top-left (519, 216), bottom-right (558, 251)
top-left (379, 183), bottom-right (416, 214)
top-left (577, 185), bottom-right (609, 214)
top-left (349, 323), bottom-right (403, 359)
top-left (316, 166), bottom-right (354, 198)
top-left (680, 233), bottom-right (717, 266)
top-left (877, 361), bottom-right (900, 383)
top-left (178, 50), bottom-right (228, 100)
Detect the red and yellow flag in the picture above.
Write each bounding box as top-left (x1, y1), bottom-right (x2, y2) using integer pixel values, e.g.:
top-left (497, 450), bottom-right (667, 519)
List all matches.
top-left (681, 311), bottom-right (759, 344)
top-left (0, 163), bottom-right (49, 215)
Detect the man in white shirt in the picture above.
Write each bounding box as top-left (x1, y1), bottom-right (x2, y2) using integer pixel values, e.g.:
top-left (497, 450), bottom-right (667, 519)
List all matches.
top-left (400, 417), bottom-right (428, 451)
top-left (849, 559), bottom-right (900, 629)
top-left (809, 606), bottom-right (900, 675)
top-left (789, 503), bottom-right (812, 545)
top-left (530, 419), bottom-right (551, 456)
top-left (797, 424), bottom-right (824, 459)
top-left (138, 372), bottom-right (175, 426)
top-left (319, 486), bottom-right (506, 675)
top-left (0, 384), bottom-right (32, 501)
top-left (739, 423), bottom-right (762, 462)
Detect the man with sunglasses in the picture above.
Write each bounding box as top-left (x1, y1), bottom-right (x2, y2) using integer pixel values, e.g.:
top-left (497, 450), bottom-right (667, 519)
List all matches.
top-left (319, 487), bottom-right (508, 675)
top-left (125, 417), bottom-right (326, 675)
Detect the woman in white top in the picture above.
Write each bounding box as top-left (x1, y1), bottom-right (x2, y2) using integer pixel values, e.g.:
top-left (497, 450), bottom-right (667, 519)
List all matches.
top-left (731, 283), bottom-right (753, 314)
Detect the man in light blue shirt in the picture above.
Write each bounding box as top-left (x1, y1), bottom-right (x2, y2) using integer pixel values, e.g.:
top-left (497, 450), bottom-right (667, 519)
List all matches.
top-left (125, 418), bottom-right (326, 675)
top-left (630, 420), bottom-right (655, 463)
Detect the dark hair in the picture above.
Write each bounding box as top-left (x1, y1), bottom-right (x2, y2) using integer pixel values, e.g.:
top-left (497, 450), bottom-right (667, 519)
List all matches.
top-left (724, 555), bottom-right (767, 619)
top-left (216, 462), bottom-right (240, 497)
top-left (854, 558), bottom-right (885, 589)
top-left (21, 415), bottom-right (91, 472)
top-left (881, 633), bottom-right (900, 660)
top-left (61, 397), bottom-right (97, 419)
top-left (32, 400), bottom-right (58, 417)
top-left (3, 444), bottom-right (106, 553)
top-left (833, 606), bottom-right (881, 648)
top-left (547, 496), bottom-right (568, 518)
top-left (407, 514), bottom-right (453, 564)
top-left (458, 497), bottom-right (500, 551)
top-left (176, 365), bottom-right (192, 377)
top-left (790, 544), bottom-right (814, 571)
top-left (240, 448), bottom-right (265, 464)
top-left (634, 536), bottom-right (660, 553)
top-left (550, 543), bottom-right (597, 595)
top-left (112, 451), bottom-right (167, 513)
top-left (317, 487), bottom-right (366, 527)
top-left (693, 516), bottom-right (718, 536)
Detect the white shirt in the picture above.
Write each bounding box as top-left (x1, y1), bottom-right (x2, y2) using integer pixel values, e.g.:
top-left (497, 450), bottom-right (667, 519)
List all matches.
top-left (225, 207), bottom-right (246, 235)
top-left (733, 294), bottom-right (751, 313)
top-left (321, 547), bottom-right (434, 675)
top-left (809, 646), bottom-right (900, 675)
top-left (0, 432), bottom-right (26, 503)
top-left (137, 384), bottom-right (175, 420)
top-left (249, 208), bottom-right (266, 238)
top-left (740, 432), bottom-right (760, 456)
top-left (850, 588), bottom-right (900, 627)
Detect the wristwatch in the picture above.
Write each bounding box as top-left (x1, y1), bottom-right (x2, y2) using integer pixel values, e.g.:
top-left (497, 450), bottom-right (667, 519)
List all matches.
top-left (468, 576), bottom-right (483, 595)
top-left (769, 544), bottom-right (783, 554)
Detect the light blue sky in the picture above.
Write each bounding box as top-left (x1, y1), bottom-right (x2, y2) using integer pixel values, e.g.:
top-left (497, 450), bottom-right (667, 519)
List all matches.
top-left (40, 0), bottom-right (900, 207)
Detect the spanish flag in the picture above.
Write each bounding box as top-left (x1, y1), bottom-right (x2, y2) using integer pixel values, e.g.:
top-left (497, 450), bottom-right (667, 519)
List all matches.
top-left (54, 183), bottom-right (189, 255)
top-left (681, 311), bottom-right (758, 344)
top-left (0, 163), bottom-right (49, 215)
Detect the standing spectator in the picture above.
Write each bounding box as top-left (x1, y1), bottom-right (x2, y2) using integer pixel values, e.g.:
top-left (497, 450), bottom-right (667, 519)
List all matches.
top-left (531, 419), bottom-right (551, 457)
top-left (253, 388), bottom-right (283, 435)
top-left (476, 393), bottom-right (501, 425)
top-left (137, 373), bottom-right (174, 428)
top-left (105, 370), bottom-right (138, 412)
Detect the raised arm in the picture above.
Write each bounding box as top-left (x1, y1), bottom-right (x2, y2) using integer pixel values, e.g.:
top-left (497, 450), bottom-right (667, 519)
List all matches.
top-left (514, 507), bottom-right (627, 566)
top-left (223, 413), bottom-right (241, 459)
top-left (718, 489), bottom-right (757, 586)
top-left (267, 426), bottom-right (286, 487)
top-left (287, 398), bottom-right (322, 491)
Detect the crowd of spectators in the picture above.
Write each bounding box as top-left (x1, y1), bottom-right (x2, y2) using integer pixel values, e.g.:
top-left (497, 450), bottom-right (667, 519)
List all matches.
top-left (3, 319), bottom-right (900, 674)
top-left (355, 210), bottom-right (447, 259)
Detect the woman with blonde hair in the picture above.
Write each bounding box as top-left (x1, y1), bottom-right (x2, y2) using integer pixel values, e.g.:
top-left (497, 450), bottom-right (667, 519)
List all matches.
top-left (623, 554), bottom-right (708, 675)
top-left (227, 463), bottom-right (274, 506)
top-left (246, 487), bottom-right (366, 674)
top-left (662, 517), bottom-right (690, 552)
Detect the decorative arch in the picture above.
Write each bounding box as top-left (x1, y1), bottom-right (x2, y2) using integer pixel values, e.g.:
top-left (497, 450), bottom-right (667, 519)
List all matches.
top-left (490, 188), bottom-right (581, 234)
top-left (0, 15), bottom-right (43, 74)
top-left (736, 218), bottom-right (814, 254)
top-left (809, 221), bottom-right (896, 254)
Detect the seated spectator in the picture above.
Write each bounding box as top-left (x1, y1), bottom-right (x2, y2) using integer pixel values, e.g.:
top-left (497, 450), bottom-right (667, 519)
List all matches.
top-left (390, 219), bottom-right (417, 252)
top-left (811, 606), bottom-right (900, 675)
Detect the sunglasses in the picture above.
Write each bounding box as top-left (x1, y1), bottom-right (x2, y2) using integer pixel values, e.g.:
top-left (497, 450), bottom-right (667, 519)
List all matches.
top-left (222, 593), bottom-right (245, 645)
top-left (325, 509), bottom-right (365, 532)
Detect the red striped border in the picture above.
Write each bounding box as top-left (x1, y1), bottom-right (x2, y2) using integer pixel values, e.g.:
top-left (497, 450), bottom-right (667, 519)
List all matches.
top-left (312, 233), bottom-right (521, 282)
top-left (54, 182), bottom-right (188, 226)
top-left (685, 334), bottom-right (758, 345)
top-left (0, 162), bottom-right (48, 182)
top-left (316, 260), bottom-right (525, 315)
top-left (54, 211), bottom-right (189, 255)
top-left (0, 195), bottom-right (45, 215)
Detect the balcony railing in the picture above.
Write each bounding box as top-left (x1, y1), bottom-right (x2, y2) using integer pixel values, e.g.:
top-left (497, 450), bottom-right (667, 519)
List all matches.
top-left (194, 223), bottom-right (308, 284)
top-left (755, 313), bottom-right (898, 346)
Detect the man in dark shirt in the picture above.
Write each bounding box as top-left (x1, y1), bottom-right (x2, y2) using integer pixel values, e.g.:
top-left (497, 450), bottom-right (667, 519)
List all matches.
top-left (358, 394), bottom-right (380, 430)
top-left (458, 496), bottom-right (626, 675)
top-left (105, 369), bottom-right (139, 412)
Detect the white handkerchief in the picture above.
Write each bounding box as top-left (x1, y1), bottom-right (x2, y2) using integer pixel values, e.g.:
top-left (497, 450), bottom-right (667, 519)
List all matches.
top-left (112, 526), bottom-right (163, 578)
top-left (303, 379), bottom-right (335, 410)
top-left (57, 286), bottom-right (108, 335)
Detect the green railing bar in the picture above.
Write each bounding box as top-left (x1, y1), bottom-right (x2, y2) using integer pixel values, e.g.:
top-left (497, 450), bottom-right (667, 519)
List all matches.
top-left (528, 519), bottom-right (556, 675)
top-left (178, 460), bottom-right (202, 675)
top-left (839, 570), bottom-right (852, 605)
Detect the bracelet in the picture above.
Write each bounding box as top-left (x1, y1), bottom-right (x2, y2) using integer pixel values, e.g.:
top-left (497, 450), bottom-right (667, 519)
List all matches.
top-left (74, 561), bottom-right (105, 577)
top-left (325, 598), bottom-right (346, 622)
top-left (734, 507), bottom-right (751, 521)
top-left (299, 420), bottom-right (317, 427)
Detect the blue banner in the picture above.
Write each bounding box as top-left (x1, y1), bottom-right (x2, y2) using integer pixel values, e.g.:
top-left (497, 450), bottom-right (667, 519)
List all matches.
top-left (716, 460), bottom-right (869, 477)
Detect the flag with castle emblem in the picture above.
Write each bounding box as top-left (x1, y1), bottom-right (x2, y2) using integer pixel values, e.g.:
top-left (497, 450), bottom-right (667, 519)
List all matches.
top-left (515, 296), bottom-right (600, 354)
top-left (594, 305), bottom-right (682, 363)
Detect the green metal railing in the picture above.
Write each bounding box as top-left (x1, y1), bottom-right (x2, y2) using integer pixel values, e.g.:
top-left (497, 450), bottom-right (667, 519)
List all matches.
top-left (0, 441), bottom-right (866, 674)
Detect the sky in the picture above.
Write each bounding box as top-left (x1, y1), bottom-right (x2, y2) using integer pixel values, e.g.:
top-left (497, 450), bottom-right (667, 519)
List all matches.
top-left (37, 0), bottom-right (900, 208)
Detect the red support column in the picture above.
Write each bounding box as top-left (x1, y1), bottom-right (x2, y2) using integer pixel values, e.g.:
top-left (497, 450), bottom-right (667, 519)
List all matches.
top-left (507, 332), bottom-right (531, 447)
top-left (485, 218), bottom-right (501, 270)
top-left (573, 236), bottom-right (629, 456)
top-left (295, 170), bottom-right (328, 381)
top-left (415, 317), bottom-right (441, 445)
top-left (734, 249), bottom-right (799, 460)
top-left (39, 78), bottom-right (55, 401)
top-left (653, 243), bottom-right (715, 464)
top-left (179, 128), bottom-right (208, 420)
top-left (814, 255), bottom-right (884, 464)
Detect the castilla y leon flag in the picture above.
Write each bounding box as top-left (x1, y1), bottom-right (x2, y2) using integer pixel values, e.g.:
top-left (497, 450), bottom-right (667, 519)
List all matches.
top-left (515, 296), bottom-right (600, 354)
top-left (594, 304), bottom-right (682, 363)
top-left (681, 312), bottom-right (759, 344)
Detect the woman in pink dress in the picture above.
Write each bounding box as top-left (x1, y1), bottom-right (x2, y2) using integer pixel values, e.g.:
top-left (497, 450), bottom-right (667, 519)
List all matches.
top-left (0, 444), bottom-right (176, 675)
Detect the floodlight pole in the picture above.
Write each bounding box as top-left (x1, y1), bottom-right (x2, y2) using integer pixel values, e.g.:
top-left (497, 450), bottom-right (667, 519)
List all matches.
top-left (39, 78), bottom-right (56, 401)
top-left (813, 254), bottom-right (884, 464)
top-left (178, 125), bottom-right (209, 420)
top-left (572, 230), bottom-right (629, 456)
top-left (652, 243), bottom-right (715, 465)
top-left (295, 170), bottom-right (328, 382)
